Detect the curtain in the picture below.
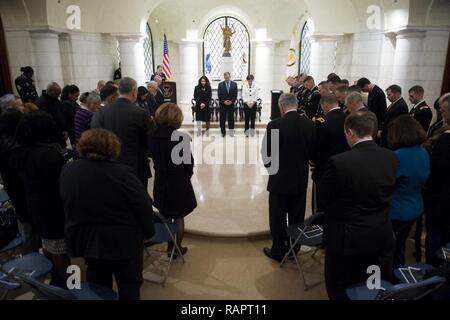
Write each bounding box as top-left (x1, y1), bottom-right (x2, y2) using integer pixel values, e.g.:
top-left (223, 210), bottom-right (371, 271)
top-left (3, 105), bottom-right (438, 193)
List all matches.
top-left (0, 15), bottom-right (13, 96)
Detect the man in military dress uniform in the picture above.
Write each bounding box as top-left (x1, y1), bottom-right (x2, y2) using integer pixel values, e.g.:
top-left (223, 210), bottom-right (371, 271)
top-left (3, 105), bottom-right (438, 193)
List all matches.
top-left (311, 94), bottom-right (350, 213)
top-left (303, 76), bottom-right (321, 120)
top-left (408, 85), bottom-right (432, 131)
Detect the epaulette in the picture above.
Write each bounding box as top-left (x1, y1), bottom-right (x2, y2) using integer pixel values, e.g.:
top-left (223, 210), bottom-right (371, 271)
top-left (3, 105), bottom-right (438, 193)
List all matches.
top-left (419, 105), bottom-right (430, 110)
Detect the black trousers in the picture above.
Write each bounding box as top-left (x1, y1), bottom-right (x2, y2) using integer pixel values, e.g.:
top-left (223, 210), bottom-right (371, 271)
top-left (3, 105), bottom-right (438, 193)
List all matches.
top-left (219, 105), bottom-right (235, 135)
top-left (325, 251), bottom-right (393, 300)
top-left (425, 203), bottom-right (450, 266)
top-left (244, 103), bottom-right (256, 132)
top-left (85, 250), bottom-right (143, 300)
top-left (268, 192), bottom-right (307, 257)
top-left (392, 219), bottom-right (415, 269)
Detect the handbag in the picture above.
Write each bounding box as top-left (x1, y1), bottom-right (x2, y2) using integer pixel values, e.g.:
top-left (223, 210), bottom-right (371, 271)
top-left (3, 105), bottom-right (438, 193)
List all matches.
top-left (0, 208), bottom-right (19, 248)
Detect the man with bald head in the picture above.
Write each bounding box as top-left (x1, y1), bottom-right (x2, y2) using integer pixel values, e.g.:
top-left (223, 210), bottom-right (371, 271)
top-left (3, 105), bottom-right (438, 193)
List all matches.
top-left (35, 82), bottom-right (68, 145)
top-left (346, 92), bottom-right (369, 114)
top-left (96, 80), bottom-right (106, 94)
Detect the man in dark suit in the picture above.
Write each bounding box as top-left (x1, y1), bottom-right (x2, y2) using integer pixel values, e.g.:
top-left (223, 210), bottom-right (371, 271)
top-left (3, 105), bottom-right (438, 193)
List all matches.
top-left (35, 82), bottom-right (68, 146)
top-left (357, 78), bottom-right (387, 125)
top-left (218, 72), bottom-right (238, 137)
top-left (319, 111), bottom-right (397, 300)
top-left (146, 81), bottom-right (163, 118)
top-left (91, 77), bottom-right (151, 187)
top-left (346, 92), bottom-right (369, 114)
top-left (378, 85), bottom-right (409, 148)
top-left (312, 94), bottom-right (350, 213)
top-left (408, 85), bottom-right (432, 131)
top-left (261, 93), bottom-right (316, 262)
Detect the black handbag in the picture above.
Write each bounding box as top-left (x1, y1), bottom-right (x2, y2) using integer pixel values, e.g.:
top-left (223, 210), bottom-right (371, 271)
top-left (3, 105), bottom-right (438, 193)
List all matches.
top-left (0, 208), bottom-right (19, 248)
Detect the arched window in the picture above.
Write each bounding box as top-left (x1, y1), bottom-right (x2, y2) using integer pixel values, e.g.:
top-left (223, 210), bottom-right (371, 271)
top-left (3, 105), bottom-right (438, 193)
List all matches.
top-left (203, 16), bottom-right (250, 81)
top-left (143, 23), bottom-right (155, 81)
top-left (116, 40), bottom-right (121, 66)
top-left (299, 21), bottom-right (312, 75)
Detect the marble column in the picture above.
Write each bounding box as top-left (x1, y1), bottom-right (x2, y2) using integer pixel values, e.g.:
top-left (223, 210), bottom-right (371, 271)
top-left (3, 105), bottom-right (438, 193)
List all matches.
top-left (253, 39), bottom-right (275, 102)
top-left (29, 30), bottom-right (64, 92)
top-left (117, 34), bottom-right (146, 86)
top-left (309, 34), bottom-right (340, 81)
top-left (391, 29), bottom-right (450, 103)
top-left (177, 39), bottom-right (202, 104)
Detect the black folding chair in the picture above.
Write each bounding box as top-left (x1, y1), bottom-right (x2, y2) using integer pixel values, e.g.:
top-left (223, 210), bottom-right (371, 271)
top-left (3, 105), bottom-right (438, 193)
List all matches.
top-left (347, 276), bottom-right (446, 300)
top-left (280, 212), bottom-right (325, 290)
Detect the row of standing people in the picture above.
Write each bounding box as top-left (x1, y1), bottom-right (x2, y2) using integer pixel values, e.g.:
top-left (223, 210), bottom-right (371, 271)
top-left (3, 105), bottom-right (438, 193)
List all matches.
top-left (262, 80), bottom-right (450, 299)
top-left (0, 75), bottom-right (197, 299)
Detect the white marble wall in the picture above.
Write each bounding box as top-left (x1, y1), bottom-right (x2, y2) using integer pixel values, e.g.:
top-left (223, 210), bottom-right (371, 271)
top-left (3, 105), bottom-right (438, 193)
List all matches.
top-left (273, 40), bottom-right (290, 93)
top-left (335, 35), bottom-right (354, 81)
top-left (5, 28), bottom-right (118, 94)
top-left (177, 41), bottom-right (201, 103)
top-left (117, 35), bottom-right (147, 87)
top-left (309, 35), bottom-right (338, 82)
top-left (253, 41), bottom-right (275, 102)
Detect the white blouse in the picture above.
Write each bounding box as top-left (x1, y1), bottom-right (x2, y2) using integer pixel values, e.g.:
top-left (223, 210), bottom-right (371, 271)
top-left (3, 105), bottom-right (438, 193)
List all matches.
top-left (242, 84), bottom-right (260, 105)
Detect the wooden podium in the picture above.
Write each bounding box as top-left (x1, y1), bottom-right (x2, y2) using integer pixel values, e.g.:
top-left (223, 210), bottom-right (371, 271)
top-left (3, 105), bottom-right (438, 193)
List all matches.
top-left (160, 81), bottom-right (177, 104)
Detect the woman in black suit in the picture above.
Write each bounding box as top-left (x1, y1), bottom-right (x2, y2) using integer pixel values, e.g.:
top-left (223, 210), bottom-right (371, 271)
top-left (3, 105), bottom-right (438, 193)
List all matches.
top-left (60, 129), bottom-right (154, 300)
top-left (13, 111), bottom-right (70, 288)
top-left (149, 103), bottom-right (197, 255)
top-left (194, 76), bottom-right (212, 136)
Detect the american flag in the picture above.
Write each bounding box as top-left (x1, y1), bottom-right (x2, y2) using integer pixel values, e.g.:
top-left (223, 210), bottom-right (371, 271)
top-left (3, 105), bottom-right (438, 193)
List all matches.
top-left (162, 34), bottom-right (173, 80)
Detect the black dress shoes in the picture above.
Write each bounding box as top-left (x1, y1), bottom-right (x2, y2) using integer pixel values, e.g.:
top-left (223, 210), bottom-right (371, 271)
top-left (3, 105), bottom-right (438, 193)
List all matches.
top-left (263, 247), bottom-right (284, 263)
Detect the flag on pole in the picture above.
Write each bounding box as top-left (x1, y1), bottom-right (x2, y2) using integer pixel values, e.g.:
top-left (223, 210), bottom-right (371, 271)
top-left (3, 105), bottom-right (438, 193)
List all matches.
top-left (286, 33), bottom-right (298, 77)
top-left (163, 34), bottom-right (173, 80)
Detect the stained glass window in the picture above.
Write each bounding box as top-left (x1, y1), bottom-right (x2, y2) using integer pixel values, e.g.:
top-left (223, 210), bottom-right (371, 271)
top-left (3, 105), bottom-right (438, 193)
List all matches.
top-left (299, 21), bottom-right (311, 75)
top-left (203, 17), bottom-right (250, 81)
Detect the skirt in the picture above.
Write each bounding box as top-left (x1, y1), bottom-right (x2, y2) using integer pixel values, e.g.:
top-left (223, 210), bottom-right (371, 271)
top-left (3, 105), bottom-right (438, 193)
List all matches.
top-left (195, 105), bottom-right (211, 122)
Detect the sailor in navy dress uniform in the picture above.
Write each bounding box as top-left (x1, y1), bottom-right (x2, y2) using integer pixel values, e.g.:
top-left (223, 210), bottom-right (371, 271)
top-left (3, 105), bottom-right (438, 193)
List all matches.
top-left (15, 66), bottom-right (39, 103)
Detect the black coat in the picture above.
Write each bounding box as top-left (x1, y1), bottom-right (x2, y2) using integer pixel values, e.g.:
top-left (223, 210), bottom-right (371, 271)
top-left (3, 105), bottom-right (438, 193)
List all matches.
top-left (194, 85), bottom-right (212, 107)
top-left (148, 126), bottom-right (197, 219)
top-left (426, 132), bottom-right (450, 221)
top-left (368, 85), bottom-right (387, 125)
top-left (155, 89), bottom-right (165, 112)
top-left (312, 108), bottom-right (350, 181)
top-left (35, 93), bottom-right (67, 134)
top-left (11, 144), bottom-right (66, 239)
top-left (15, 75), bottom-right (38, 103)
top-left (218, 81), bottom-right (238, 106)
top-left (410, 101), bottom-right (433, 131)
top-left (380, 98), bottom-right (409, 147)
top-left (91, 97), bottom-right (151, 181)
top-left (319, 141), bottom-right (397, 255)
top-left (262, 111), bottom-right (316, 195)
top-left (61, 100), bottom-right (81, 145)
top-left (60, 159), bottom-right (155, 260)
top-left (0, 110), bottom-right (29, 223)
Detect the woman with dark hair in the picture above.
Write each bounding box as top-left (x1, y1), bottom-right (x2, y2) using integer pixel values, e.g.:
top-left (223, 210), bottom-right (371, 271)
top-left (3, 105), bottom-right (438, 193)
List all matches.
top-left (193, 76), bottom-right (212, 136)
top-left (242, 75), bottom-right (260, 137)
top-left (15, 66), bottom-right (38, 103)
top-left (60, 129), bottom-right (154, 300)
top-left (136, 86), bottom-right (150, 117)
top-left (149, 103), bottom-right (197, 256)
top-left (12, 111), bottom-right (70, 288)
top-left (387, 115), bottom-right (429, 268)
top-left (61, 85), bottom-right (81, 145)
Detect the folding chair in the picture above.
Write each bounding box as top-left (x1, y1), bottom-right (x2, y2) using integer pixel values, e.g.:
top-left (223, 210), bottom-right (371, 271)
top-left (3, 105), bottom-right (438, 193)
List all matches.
top-left (191, 99), bottom-right (196, 123)
top-left (19, 276), bottom-right (117, 300)
top-left (0, 253), bottom-right (52, 299)
top-left (256, 98), bottom-right (263, 122)
top-left (437, 243), bottom-right (450, 263)
top-left (0, 208), bottom-right (23, 260)
top-left (394, 262), bottom-right (435, 284)
top-left (280, 212), bottom-right (325, 290)
top-left (143, 206), bottom-right (185, 287)
top-left (346, 276), bottom-right (446, 300)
